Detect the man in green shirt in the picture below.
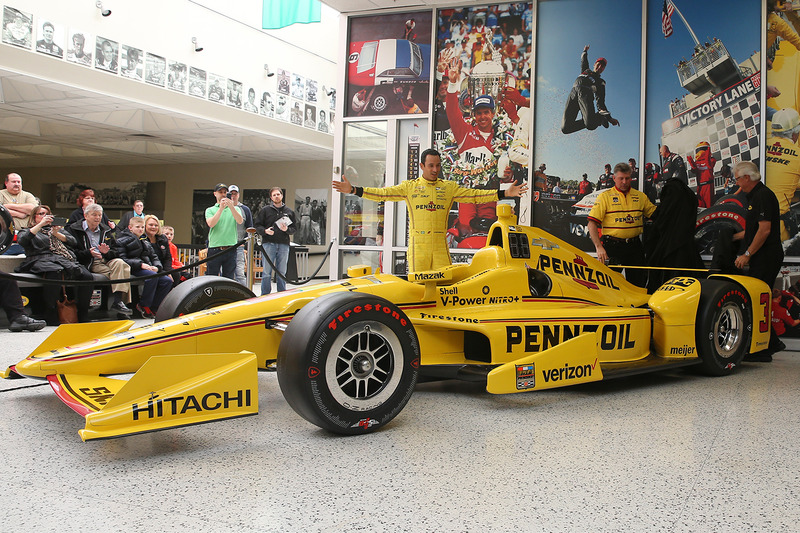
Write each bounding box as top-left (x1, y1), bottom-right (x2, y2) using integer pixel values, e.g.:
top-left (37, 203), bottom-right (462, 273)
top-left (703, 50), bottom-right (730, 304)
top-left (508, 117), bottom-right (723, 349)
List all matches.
top-left (205, 183), bottom-right (243, 279)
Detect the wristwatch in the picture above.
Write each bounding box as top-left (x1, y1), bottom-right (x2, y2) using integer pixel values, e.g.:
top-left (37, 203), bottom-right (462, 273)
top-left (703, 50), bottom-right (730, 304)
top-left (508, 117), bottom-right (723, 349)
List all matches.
top-left (744, 250), bottom-right (751, 257)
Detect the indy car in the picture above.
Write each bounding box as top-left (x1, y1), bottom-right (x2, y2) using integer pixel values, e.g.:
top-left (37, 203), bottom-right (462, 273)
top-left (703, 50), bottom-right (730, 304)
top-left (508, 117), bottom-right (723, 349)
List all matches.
top-left (348, 39), bottom-right (430, 87)
top-left (1, 205), bottom-right (769, 441)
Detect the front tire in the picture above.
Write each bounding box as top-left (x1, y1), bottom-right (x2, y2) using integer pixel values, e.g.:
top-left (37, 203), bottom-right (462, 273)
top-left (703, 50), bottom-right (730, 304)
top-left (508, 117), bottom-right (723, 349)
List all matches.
top-left (154, 276), bottom-right (254, 322)
top-left (277, 293), bottom-right (419, 434)
top-left (695, 279), bottom-right (751, 375)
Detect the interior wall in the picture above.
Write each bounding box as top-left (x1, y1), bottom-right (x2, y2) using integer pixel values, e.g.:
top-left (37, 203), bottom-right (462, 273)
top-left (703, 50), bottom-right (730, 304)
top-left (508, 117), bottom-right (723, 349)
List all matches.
top-left (14, 160), bottom-right (334, 244)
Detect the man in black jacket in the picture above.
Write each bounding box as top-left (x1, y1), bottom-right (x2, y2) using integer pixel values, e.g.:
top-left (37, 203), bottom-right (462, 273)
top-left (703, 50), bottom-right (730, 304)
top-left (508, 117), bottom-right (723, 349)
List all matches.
top-left (114, 217), bottom-right (172, 319)
top-left (254, 187), bottom-right (297, 295)
top-left (67, 203), bottom-right (132, 317)
top-left (561, 45), bottom-right (619, 135)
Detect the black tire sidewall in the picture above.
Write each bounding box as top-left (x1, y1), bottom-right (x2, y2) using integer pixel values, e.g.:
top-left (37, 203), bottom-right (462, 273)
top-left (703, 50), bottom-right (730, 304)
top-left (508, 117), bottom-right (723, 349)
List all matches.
top-left (154, 276), bottom-right (255, 322)
top-left (277, 292), bottom-right (419, 434)
top-left (696, 280), bottom-right (751, 375)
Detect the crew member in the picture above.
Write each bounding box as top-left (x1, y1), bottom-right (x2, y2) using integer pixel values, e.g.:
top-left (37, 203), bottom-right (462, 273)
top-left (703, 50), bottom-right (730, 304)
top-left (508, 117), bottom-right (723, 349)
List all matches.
top-left (333, 148), bottom-right (528, 272)
top-left (660, 145), bottom-right (688, 185)
top-left (588, 161), bottom-right (656, 288)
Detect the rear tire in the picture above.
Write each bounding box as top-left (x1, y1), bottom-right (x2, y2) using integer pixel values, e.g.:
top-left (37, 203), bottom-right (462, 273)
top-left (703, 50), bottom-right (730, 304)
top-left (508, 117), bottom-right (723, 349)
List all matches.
top-left (695, 279), bottom-right (751, 375)
top-left (277, 293), bottom-right (419, 434)
top-left (154, 276), bottom-right (254, 322)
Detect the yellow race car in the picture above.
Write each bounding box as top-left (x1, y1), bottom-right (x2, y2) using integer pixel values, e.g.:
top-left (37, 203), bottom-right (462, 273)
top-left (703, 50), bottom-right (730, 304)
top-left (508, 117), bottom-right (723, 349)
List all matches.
top-left (1, 205), bottom-right (770, 441)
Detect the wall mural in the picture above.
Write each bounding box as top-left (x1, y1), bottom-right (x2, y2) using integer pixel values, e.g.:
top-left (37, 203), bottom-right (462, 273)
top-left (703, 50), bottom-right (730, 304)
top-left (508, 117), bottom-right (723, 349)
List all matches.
top-left (434, 3), bottom-right (533, 250)
top-left (346, 10), bottom-right (433, 117)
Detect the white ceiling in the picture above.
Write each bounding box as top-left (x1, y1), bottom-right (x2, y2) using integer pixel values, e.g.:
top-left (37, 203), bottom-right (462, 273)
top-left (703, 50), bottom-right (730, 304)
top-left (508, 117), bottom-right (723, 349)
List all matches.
top-left (0, 68), bottom-right (334, 168)
top-left (320, 0), bottom-right (481, 14)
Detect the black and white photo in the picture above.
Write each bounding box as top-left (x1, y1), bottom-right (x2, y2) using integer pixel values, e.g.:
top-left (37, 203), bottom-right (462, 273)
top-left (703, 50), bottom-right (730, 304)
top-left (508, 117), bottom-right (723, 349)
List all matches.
top-left (317, 109), bottom-right (329, 133)
top-left (291, 73), bottom-right (305, 100)
top-left (277, 68), bottom-right (290, 95)
top-left (168, 60), bottom-right (187, 92)
top-left (208, 73), bottom-right (225, 103)
top-left (227, 79), bottom-right (243, 108)
top-left (67, 29), bottom-right (92, 65)
top-left (145, 52), bottom-right (166, 86)
top-left (35, 20), bottom-right (63, 57)
top-left (95, 36), bottom-right (118, 73)
top-left (2, 6), bottom-right (32, 49)
top-left (294, 189), bottom-right (328, 245)
top-left (120, 45), bottom-right (143, 80)
top-left (260, 91), bottom-right (274, 117)
top-left (189, 67), bottom-right (207, 97)
top-left (305, 79), bottom-right (318, 102)
top-left (275, 94), bottom-right (289, 121)
top-left (304, 103), bottom-right (316, 129)
top-left (244, 87), bottom-right (259, 113)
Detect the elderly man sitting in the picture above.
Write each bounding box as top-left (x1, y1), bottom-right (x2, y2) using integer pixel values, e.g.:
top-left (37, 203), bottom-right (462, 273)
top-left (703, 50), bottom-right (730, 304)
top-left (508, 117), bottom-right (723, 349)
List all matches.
top-left (66, 203), bottom-right (132, 318)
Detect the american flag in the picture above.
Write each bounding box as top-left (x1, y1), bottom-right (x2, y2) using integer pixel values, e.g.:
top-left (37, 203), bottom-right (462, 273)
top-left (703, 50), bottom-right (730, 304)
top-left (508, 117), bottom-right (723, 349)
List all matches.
top-left (662, 0), bottom-right (674, 38)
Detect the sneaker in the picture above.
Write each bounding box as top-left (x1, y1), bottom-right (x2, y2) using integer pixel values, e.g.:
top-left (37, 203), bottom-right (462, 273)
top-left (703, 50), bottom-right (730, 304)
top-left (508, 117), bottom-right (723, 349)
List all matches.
top-left (9, 315), bottom-right (46, 332)
top-left (111, 301), bottom-right (132, 316)
top-left (136, 304), bottom-right (155, 319)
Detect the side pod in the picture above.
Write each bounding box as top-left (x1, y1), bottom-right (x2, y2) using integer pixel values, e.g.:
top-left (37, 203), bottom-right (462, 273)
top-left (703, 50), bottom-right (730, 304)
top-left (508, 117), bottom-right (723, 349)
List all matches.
top-left (48, 352), bottom-right (259, 441)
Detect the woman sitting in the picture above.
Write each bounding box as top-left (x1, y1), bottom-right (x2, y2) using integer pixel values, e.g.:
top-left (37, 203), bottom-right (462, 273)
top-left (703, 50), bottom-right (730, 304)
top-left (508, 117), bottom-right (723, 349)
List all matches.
top-left (162, 224), bottom-right (192, 285)
top-left (16, 205), bottom-right (94, 325)
top-left (66, 188), bottom-right (115, 228)
top-left (114, 216), bottom-right (172, 319)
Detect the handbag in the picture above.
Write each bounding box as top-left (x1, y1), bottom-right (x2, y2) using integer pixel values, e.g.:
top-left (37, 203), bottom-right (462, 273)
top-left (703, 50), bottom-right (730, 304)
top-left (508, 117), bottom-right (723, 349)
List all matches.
top-left (57, 286), bottom-right (78, 324)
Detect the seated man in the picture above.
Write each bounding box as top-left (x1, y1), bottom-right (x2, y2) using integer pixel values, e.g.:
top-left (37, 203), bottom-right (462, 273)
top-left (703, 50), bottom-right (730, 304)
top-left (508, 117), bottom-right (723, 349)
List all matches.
top-left (113, 217), bottom-right (172, 319)
top-left (66, 203), bottom-right (133, 318)
top-left (0, 276), bottom-right (46, 331)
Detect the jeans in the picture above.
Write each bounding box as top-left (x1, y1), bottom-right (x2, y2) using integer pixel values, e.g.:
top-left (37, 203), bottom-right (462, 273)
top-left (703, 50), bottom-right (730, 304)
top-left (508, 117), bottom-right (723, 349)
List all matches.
top-left (235, 246), bottom-right (247, 287)
top-left (131, 268), bottom-right (173, 309)
top-left (206, 246), bottom-right (237, 280)
top-left (261, 242), bottom-right (289, 295)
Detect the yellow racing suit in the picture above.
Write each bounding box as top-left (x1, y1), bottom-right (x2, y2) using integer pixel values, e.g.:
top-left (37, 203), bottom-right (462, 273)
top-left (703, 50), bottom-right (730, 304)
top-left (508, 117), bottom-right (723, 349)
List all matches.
top-left (765, 133), bottom-right (800, 240)
top-left (356, 178), bottom-right (499, 272)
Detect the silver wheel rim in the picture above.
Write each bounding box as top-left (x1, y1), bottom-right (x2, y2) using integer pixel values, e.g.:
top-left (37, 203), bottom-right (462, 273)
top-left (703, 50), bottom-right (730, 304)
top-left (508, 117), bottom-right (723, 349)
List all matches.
top-left (714, 301), bottom-right (743, 358)
top-left (325, 321), bottom-right (403, 411)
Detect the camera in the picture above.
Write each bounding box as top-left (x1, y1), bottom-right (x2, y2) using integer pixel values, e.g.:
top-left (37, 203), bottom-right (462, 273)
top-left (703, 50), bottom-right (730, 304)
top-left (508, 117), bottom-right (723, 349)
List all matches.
top-left (51, 216), bottom-right (68, 226)
top-left (226, 192), bottom-right (232, 199)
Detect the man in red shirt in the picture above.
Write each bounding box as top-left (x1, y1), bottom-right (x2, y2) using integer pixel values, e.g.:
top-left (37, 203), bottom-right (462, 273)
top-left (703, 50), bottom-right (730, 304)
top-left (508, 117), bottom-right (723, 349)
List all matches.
top-left (771, 289), bottom-right (800, 336)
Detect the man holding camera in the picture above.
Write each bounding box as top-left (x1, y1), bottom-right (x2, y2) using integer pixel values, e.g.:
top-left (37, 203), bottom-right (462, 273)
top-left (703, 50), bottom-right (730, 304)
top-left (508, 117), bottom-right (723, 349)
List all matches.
top-left (205, 183), bottom-right (243, 280)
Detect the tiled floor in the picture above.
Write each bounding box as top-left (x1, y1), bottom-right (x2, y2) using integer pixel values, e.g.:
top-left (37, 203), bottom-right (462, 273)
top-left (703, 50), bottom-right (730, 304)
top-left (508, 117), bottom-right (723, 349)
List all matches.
top-left (1, 321), bottom-right (798, 532)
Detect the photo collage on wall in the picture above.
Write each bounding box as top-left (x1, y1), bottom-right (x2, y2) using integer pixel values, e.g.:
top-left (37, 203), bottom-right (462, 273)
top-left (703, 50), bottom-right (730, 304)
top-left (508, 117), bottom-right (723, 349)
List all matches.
top-left (433, 3), bottom-right (532, 249)
top-left (295, 189), bottom-right (328, 246)
top-left (0, 4), bottom-right (334, 135)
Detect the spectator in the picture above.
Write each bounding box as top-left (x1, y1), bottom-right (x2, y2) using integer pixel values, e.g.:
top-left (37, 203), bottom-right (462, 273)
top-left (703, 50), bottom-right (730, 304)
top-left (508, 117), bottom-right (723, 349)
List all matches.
top-left (114, 217), bottom-right (172, 319)
top-left (162, 225), bottom-right (192, 285)
top-left (578, 173), bottom-right (593, 196)
top-left (1, 173), bottom-right (38, 254)
top-left (66, 188), bottom-right (115, 228)
top-left (254, 187), bottom-right (296, 295)
top-left (205, 183), bottom-right (243, 279)
top-left (16, 205), bottom-right (94, 325)
top-left (228, 185), bottom-right (254, 287)
top-left (67, 203), bottom-right (133, 318)
top-left (118, 199), bottom-right (145, 231)
top-left (771, 289), bottom-right (800, 337)
top-left (143, 214), bottom-right (172, 274)
top-left (0, 276), bottom-right (45, 331)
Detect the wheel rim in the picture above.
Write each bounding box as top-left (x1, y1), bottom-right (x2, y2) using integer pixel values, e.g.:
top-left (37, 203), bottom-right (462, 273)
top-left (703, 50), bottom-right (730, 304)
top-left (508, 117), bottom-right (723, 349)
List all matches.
top-left (325, 321), bottom-right (404, 411)
top-left (714, 301), bottom-right (744, 358)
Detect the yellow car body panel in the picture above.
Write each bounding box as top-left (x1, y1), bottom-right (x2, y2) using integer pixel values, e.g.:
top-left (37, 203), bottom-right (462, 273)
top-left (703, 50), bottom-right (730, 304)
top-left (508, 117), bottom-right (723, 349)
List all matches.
top-left (2, 204), bottom-right (769, 439)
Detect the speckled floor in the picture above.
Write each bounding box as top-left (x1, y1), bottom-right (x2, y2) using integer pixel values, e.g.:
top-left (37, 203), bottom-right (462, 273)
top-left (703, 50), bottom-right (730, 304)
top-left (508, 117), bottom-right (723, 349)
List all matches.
top-left (1, 322), bottom-right (798, 532)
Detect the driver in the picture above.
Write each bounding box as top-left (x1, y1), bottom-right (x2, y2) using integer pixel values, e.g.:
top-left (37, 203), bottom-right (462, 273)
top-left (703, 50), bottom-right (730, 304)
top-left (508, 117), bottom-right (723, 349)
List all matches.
top-left (333, 148), bottom-right (528, 272)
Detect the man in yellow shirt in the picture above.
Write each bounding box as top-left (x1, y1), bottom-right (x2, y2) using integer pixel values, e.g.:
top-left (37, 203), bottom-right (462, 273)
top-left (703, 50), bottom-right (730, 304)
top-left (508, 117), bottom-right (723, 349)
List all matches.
top-left (333, 148), bottom-right (528, 272)
top-left (764, 108), bottom-right (800, 240)
top-left (587, 162), bottom-right (656, 287)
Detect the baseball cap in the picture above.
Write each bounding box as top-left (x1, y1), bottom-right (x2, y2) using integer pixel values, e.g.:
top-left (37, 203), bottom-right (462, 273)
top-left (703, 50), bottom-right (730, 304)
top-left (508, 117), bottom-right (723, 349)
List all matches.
top-left (228, 184), bottom-right (239, 193)
top-left (772, 108), bottom-right (800, 133)
top-left (214, 183), bottom-right (228, 192)
top-left (595, 57), bottom-right (607, 67)
top-left (473, 94), bottom-right (495, 111)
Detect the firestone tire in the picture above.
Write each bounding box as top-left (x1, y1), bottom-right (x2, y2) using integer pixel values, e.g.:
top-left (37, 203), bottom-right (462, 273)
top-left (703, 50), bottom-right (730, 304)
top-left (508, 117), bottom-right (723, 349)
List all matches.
top-left (694, 202), bottom-right (746, 256)
top-left (695, 279), bottom-right (751, 376)
top-left (154, 276), bottom-right (255, 322)
top-left (277, 292), bottom-right (420, 435)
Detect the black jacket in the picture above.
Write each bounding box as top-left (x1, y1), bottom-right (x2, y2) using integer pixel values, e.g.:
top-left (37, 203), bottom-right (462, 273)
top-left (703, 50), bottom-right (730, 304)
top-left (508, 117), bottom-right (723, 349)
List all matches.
top-left (255, 203), bottom-right (297, 245)
top-left (147, 234), bottom-right (172, 271)
top-left (114, 229), bottom-right (163, 272)
top-left (16, 228), bottom-right (84, 277)
top-left (66, 220), bottom-right (120, 268)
